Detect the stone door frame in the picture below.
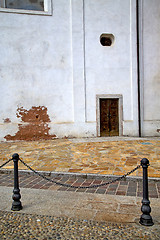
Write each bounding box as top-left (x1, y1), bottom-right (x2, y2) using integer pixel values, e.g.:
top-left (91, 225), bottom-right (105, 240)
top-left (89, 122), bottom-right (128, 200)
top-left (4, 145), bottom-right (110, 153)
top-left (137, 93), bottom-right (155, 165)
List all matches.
top-left (96, 94), bottom-right (123, 137)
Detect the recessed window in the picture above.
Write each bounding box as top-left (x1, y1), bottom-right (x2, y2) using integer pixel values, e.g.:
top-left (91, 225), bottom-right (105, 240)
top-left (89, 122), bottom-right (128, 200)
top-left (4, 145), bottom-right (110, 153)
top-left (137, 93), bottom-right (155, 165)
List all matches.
top-left (0, 0), bottom-right (52, 15)
top-left (1, 0), bottom-right (44, 11)
top-left (100, 34), bottom-right (114, 47)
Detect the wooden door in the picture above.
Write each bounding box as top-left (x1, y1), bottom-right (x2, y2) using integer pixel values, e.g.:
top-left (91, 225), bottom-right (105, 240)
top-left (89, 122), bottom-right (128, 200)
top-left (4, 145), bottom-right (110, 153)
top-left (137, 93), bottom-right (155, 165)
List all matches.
top-left (100, 99), bottom-right (119, 136)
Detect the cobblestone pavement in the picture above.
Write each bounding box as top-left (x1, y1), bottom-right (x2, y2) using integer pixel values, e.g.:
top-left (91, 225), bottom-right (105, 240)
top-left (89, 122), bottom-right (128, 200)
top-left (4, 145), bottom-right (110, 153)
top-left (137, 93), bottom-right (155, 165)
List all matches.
top-left (0, 173), bottom-right (159, 198)
top-left (0, 137), bottom-right (160, 178)
top-left (0, 138), bottom-right (160, 239)
top-left (0, 172), bottom-right (160, 239)
top-left (0, 211), bottom-right (159, 240)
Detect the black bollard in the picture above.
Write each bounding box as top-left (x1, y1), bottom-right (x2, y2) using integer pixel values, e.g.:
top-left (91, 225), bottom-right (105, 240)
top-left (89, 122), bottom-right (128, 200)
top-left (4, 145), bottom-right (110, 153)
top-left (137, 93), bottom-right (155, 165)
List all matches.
top-left (11, 153), bottom-right (23, 211)
top-left (139, 158), bottom-right (154, 226)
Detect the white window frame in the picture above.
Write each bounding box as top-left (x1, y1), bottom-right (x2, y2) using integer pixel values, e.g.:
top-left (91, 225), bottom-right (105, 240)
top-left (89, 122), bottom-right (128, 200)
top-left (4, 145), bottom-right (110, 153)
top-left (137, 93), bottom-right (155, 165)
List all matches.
top-left (0, 0), bottom-right (52, 15)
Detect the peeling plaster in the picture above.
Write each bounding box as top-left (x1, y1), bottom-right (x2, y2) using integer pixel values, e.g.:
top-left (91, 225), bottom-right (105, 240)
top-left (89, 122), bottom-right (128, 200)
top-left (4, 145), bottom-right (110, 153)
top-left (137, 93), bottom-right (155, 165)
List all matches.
top-left (5, 106), bottom-right (56, 141)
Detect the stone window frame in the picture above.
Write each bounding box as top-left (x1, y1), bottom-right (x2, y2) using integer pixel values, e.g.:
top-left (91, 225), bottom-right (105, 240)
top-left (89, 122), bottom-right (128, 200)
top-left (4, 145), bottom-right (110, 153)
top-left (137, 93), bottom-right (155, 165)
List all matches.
top-left (96, 94), bottom-right (123, 137)
top-left (0, 0), bottom-right (52, 15)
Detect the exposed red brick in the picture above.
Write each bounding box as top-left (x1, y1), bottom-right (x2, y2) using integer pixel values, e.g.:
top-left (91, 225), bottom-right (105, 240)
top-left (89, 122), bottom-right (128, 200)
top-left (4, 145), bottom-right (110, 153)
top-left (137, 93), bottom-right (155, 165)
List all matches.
top-left (16, 106), bottom-right (50, 123)
top-left (5, 106), bottom-right (56, 141)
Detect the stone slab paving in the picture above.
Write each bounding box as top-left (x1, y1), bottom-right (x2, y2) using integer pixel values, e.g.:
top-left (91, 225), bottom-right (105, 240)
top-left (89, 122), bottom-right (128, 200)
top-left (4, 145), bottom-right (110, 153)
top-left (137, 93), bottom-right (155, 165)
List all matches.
top-left (0, 137), bottom-right (160, 178)
top-left (0, 138), bottom-right (160, 239)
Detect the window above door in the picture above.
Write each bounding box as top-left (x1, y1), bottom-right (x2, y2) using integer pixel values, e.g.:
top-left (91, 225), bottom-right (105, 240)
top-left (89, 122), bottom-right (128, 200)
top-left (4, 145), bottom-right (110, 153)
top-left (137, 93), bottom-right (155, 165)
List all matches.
top-left (0, 0), bottom-right (52, 15)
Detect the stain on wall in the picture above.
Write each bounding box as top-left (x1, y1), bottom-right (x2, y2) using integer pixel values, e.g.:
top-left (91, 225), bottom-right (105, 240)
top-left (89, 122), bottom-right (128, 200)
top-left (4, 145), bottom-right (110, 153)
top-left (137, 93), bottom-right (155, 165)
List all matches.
top-left (5, 106), bottom-right (56, 141)
top-left (4, 118), bottom-right (11, 123)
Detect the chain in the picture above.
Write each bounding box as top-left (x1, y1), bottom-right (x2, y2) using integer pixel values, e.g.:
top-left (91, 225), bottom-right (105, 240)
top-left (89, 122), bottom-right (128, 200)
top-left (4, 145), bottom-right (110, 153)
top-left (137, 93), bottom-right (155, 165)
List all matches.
top-left (0, 159), bottom-right (12, 169)
top-left (19, 158), bottom-right (141, 189)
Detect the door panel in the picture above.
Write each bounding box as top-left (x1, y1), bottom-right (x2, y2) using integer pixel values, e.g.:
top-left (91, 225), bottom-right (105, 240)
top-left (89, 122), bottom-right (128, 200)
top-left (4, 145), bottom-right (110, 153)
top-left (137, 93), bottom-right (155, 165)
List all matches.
top-left (100, 99), bottom-right (119, 136)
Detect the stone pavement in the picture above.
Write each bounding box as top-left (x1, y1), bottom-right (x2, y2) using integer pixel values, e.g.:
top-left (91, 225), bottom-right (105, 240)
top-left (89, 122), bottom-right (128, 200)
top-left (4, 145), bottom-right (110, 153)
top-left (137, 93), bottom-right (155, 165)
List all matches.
top-left (0, 177), bottom-right (160, 239)
top-left (0, 137), bottom-right (160, 178)
top-left (0, 210), bottom-right (159, 240)
top-left (0, 173), bottom-right (159, 198)
top-left (0, 137), bottom-right (160, 239)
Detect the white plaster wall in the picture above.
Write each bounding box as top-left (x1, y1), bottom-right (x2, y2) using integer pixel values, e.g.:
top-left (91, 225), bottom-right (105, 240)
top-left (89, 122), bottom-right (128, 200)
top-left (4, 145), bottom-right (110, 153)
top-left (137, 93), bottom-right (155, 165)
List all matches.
top-left (71, 0), bottom-right (86, 123)
top-left (0, 0), bottom-right (140, 140)
top-left (141, 0), bottom-right (160, 136)
top-left (84, 0), bottom-right (139, 135)
top-left (0, 0), bottom-right (73, 124)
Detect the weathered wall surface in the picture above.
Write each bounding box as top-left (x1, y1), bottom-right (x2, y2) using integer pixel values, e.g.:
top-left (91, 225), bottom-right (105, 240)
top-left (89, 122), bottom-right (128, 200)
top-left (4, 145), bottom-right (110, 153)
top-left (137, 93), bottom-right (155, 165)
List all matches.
top-left (0, 0), bottom-right (75, 140)
top-left (84, 0), bottom-right (138, 136)
top-left (140, 0), bottom-right (160, 136)
top-left (0, 0), bottom-right (159, 140)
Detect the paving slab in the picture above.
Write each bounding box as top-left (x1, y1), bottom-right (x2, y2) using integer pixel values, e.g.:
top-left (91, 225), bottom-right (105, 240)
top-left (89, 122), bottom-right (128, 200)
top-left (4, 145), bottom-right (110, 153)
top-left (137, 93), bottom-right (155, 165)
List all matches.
top-left (0, 137), bottom-right (160, 178)
top-left (0, 137), bottom-right (160, 239)
top-left (0, 171), bottom-right (160, 239)
top-left (0, 173), bottom-right (159, 198)
top-left (0, 186), bottom-right (159, 224)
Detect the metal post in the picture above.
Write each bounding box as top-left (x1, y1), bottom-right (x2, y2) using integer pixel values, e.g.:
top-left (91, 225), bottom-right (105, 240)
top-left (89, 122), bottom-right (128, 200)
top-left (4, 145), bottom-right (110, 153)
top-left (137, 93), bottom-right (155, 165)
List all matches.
top-left (11, 153), bottom-right (23, 211)
top-left (139, 158), bottom-right (154, 226)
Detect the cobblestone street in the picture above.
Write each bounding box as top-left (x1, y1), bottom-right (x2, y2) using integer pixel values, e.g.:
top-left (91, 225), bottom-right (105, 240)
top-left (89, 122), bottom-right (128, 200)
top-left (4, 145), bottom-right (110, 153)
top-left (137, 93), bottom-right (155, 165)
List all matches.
top-left (0, 138), bottom-right (160, 239)
top-left (0, 210), bottom-right (160, 240)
